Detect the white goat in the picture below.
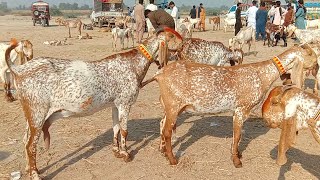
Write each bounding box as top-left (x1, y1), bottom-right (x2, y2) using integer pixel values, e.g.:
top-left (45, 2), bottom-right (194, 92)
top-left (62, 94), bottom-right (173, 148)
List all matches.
top-left (224, 18), bottom-right (236, 32)
top-left (306, 19), bottom-right (320, 29)
top-left (111, 27), bottom-right (134, 51)
top-left (228, 26), bottom-right (255, 53)
top-left (0, 40), bottom-right (33, 101)
top-left (287, 24), bottom-right (320, 44)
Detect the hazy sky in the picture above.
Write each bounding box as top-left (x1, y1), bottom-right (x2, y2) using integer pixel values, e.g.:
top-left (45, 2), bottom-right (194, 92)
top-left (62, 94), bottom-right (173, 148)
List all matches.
top-left (7, 0), bottom-right (234, 8)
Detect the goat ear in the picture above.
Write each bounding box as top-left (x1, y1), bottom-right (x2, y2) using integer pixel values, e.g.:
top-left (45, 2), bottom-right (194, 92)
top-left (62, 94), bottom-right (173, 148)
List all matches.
top-left (291, 60), bottom-right (304, 88)
top-left (158, 41), bottom-right (168, 68)
top-left (300, 43), bottom-right (314, 56)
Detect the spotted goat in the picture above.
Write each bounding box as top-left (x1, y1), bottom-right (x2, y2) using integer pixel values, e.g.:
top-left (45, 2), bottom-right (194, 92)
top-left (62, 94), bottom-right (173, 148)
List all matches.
top-left (168, 38), bottom-right (243, 66)
top-left (142, 44), bottom-right (317, 167)
top-left (262, 86), bottom-right (320, 166)
top-left (0, 40), bottom-right (33, 101)
top-left (4, 28), bottom-right (182, 179)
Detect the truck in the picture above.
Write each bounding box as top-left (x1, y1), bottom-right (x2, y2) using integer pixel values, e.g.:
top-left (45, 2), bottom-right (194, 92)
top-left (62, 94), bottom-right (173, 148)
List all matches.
top-left (304, 1), bottom-right (320, 20)
top-left (90, 0), bottom-right (124, 28)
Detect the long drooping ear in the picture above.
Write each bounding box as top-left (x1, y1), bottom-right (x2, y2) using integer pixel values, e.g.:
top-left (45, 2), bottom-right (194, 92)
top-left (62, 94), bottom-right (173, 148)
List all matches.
top-left (290, 60), bottom-right (304, 88)
top-left (300, 43), bottom-right (317, 69)
top-left (158, 41), bottom-right (168, 67)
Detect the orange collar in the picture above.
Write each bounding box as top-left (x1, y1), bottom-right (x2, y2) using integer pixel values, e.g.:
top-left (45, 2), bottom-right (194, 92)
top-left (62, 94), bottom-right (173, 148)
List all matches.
top-left (138, 44), bottom-right (153, 61)
top-left (272, 56), bottom-right (286, 75)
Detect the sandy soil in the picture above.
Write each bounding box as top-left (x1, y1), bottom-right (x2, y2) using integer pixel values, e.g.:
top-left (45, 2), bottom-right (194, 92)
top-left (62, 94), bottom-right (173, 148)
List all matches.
top-left (0, 15), bottom-right (319, 180)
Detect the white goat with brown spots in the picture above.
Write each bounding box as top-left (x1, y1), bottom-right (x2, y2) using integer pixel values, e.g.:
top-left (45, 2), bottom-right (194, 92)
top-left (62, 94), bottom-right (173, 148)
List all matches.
top-left (262, 86), bottom-right (320, 166)
top-left (0, 40), bottom-right (33, 101)
top-left (142, 44), bottom-right (317, 167)
top-left (169, 38), bottom-right (243, 66)
top-left (4, 29), bottom-right (181, 179)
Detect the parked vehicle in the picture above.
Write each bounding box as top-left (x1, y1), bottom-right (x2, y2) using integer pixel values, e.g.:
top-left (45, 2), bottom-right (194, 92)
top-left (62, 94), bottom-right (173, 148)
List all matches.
top-left (90, 0), bottom-right (124, 28)
top-left (226, 4), bottom-right (247, 19)
top-left (31, 0), bottom-right (50, 27)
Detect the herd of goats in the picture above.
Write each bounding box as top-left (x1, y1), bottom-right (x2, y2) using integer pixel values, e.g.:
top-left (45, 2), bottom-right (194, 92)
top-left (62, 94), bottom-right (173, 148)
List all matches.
top-left (1, 14), bottom-right (320, 179)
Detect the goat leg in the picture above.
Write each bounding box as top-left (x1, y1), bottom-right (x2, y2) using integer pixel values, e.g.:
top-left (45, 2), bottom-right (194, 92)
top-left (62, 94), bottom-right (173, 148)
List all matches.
top-left (112, 107), bottom-right (121, 156)
top-left (42, 120), bottom-right (51, 151)
top-left (276, 117), bottom-right (296, 165)
top-left (231, 108), bottom-right (249, 168)
top-left (118, 105), bottom-right (131, 162)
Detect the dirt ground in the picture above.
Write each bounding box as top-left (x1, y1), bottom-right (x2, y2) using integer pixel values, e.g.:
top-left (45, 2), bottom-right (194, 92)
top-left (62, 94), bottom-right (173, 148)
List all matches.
top-left (0, 15), bottom-right (319, 180)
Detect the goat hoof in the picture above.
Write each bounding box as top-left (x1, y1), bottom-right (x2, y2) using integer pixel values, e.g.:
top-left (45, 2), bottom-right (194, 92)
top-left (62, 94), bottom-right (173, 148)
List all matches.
top-left (276, 157), bottom-right (287, 166)
top-left (123, 153), bottom-right (131, 162)
top-left (30, 170), bottom-right (42, 180)
top-left (168, 157), bottom-right (178, 165)
top-left (5, 95), bottom-right (15, 102)
top-left (232, 154), bottom-right (243, 168)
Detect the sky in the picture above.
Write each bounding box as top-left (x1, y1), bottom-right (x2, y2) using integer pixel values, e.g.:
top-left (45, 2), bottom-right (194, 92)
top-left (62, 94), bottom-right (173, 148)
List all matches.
top-left (6, 0), bottom-right (234, 8)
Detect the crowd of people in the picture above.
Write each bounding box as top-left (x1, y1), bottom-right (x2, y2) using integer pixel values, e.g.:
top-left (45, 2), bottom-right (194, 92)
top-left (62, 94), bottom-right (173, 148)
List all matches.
top-left (128, 0), bottom-right (207, 43)
top-left (235, 0), bottom-right (307, 43)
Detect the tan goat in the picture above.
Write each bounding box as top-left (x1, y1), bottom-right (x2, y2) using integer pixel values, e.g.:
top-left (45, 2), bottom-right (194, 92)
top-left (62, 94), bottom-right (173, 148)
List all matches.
top-left (61, 19), bottom-right (82, 38)
top-left (143, 44), bottom-right (317, 167)
top-left (262, 86), bottom-right (320, 165)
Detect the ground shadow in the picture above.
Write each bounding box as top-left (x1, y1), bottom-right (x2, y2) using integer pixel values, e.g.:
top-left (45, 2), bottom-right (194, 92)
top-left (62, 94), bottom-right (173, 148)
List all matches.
top-left (270, 146), bottom-right (320, 179)
top-left (42, 114), bottom-right (268, 179)
top-left (304, 78), bottom-right (316, 91)
top-left (174, 114), bottom-right (269, 159)
top-left (0, 151), bottom-right (10, 161)
top-left (42, 117), bottom-right (162, 179)
top-left (244, 51), bottom-right (258, 57)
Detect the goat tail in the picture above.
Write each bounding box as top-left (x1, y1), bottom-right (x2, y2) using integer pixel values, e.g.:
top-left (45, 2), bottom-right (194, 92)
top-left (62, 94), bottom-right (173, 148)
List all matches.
top-left (5, 38), bottom-right (19, 76)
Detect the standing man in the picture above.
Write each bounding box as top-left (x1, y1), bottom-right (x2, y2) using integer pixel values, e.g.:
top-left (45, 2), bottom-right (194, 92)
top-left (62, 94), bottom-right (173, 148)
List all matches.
top-left (268, 1), bottom-right (276, 23)
top-left (190, 5), bottom-right (197, 19)
top-left (235, 2), bottom-right (242, 36)
top-left (255, 2), bottom-right (268, 41)
top-left (271, 1), bottom-right (286, 26)
top-left (295, 0), bottom-right (307, 29)
top-left (134, 0), bottom-right (145, 44)
top-left (169, 1), bottom-right (178, 30)
top-left (283, 3), bottom-right (294, 27)
top-left (146, 0), bottom-right (157, 11)
top-left (246, 1), bottom-right (258, 29)
top-left (198, 3), bottom-right (206, 31)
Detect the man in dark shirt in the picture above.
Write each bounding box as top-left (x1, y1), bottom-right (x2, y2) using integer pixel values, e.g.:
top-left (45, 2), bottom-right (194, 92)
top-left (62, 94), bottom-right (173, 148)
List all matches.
top-left (235, 2), bottom-right (243, 36)
top-left (145, 9), bottom-right (175, 30)
top-left (256, 2), bottom-right (268, 40)
top-left (190, 5), bottom-right (197, 19)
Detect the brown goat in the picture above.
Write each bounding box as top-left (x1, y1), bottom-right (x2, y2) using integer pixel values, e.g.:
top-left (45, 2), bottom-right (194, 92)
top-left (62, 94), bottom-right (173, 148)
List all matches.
top-left (209, 16), bottom-right (220, 31)
top-left (143, 44), bottom-right (317, 167)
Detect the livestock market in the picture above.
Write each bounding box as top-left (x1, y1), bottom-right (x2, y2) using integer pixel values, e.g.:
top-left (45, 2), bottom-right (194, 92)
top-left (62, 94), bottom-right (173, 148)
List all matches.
top-left (0, 0), bottom-right (320, 179)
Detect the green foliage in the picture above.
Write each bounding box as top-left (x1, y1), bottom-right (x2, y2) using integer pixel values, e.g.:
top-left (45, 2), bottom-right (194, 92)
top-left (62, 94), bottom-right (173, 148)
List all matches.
top-left (50, 7), bottom-right (63, 16)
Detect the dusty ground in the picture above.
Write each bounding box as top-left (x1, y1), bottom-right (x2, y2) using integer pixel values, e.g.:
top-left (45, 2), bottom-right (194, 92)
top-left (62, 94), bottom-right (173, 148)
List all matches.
top-left (0, 15), bottom-right (320, 180)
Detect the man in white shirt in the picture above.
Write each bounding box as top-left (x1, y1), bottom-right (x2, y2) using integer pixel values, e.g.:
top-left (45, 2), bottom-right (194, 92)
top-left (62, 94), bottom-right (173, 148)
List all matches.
top-left (169, 1), bottom-right (178, 30)
top-left (246, 0), bottom-right (258, 29)
top-left (146, 0), bottom-right (157, 11)
top-left (145, 0), bottom-right (158, 35)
